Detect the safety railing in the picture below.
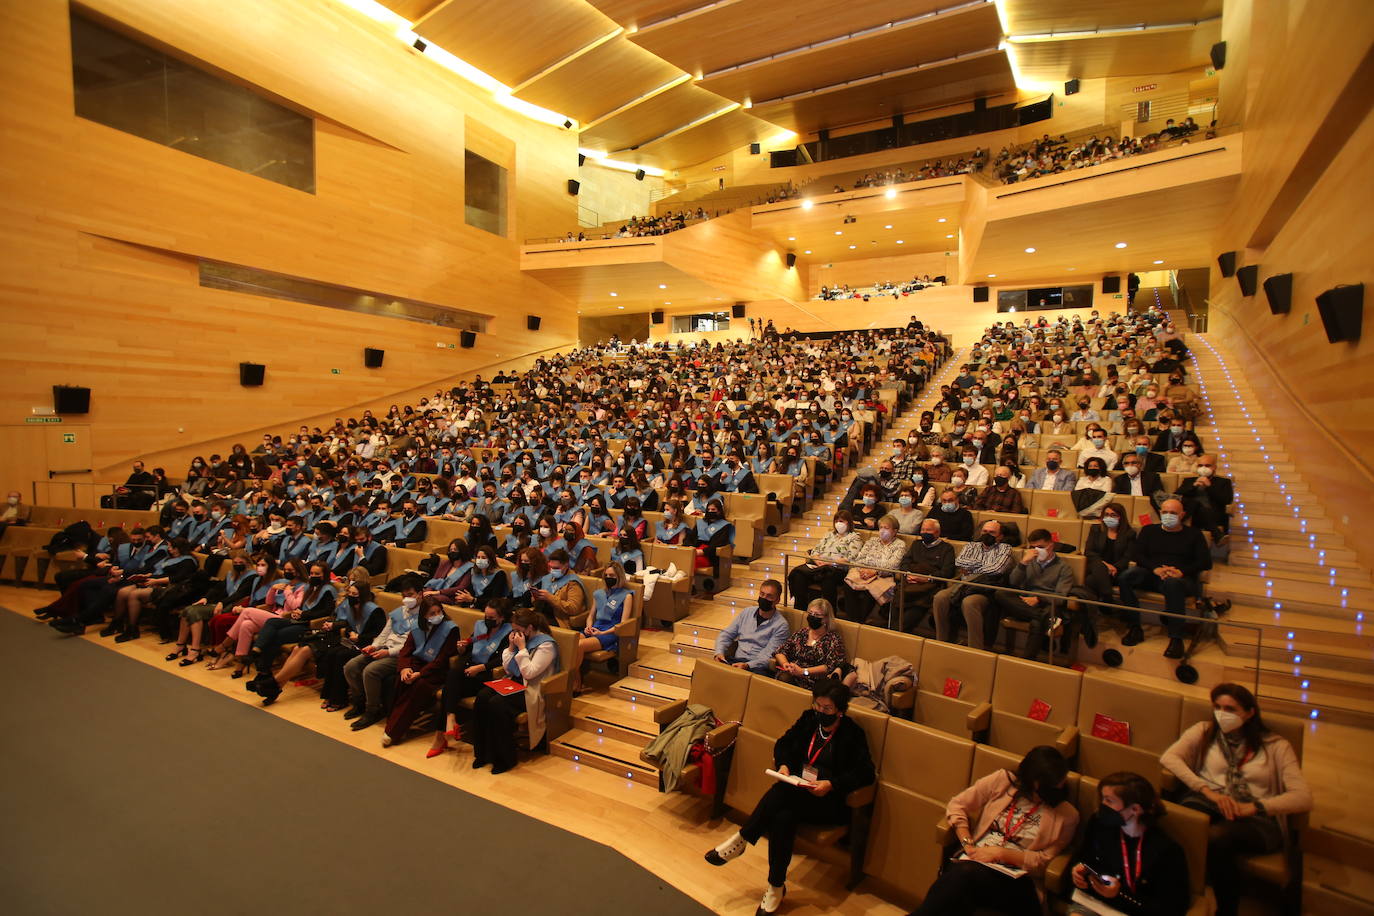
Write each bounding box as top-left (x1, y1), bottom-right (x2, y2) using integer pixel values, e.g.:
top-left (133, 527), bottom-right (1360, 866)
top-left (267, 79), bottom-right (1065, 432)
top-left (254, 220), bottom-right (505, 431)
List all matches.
top-left (776, 550), bottom-right (1263, 690)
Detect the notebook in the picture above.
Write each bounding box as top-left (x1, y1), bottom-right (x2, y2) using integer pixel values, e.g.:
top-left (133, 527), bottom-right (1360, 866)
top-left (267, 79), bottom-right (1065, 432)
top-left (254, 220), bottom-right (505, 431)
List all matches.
top-left (484, 678), bottom-right (526, 696)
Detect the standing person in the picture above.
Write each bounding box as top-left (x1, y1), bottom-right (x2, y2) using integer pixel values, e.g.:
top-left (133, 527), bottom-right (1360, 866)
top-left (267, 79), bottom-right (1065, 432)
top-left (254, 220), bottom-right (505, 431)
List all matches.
top-left (703, 681), bottom-right (875, 916)
top-left (1161, 683), bottom-right (1312, 916)
top-left (470, 608), bottom-right (561, 774)
top-left (910, 746), bottom-right (1079, 915)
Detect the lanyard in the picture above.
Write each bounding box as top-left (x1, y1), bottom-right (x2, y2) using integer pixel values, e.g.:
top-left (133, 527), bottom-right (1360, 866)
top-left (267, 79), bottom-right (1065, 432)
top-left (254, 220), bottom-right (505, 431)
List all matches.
top-left (1119, 828), bottom-right (1146, 894)
top-left (807, 725), bottom-right (836, 767)
top-left (1002, 799), bottom-right (1041, 843)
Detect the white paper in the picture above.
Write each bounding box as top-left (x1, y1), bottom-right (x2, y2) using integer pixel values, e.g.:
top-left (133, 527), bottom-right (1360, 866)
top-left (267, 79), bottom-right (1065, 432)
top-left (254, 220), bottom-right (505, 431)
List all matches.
top-left (1069, 888), bottom-right (1131, 916)
top-left (765, 768), bottom-right (814, 787)
top-left (956, 852), bottom-right (1027, 879)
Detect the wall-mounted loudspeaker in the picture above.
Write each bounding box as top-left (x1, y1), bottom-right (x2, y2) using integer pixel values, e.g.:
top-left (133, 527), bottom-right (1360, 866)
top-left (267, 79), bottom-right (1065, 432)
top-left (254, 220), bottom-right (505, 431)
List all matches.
top-left (1217, 251), bottom-right (1238, 277)
top-left (634, 169), bottom-right (645, 181)
top-left (1316, 284), bottom-right (1363, 343)
top-left (459, 331), bottom-right (476, 349)
top-left (651, 310), bottom-right (664, 325)
top-left (364, 347), bottom-right (384, 368)
top-left (749, 142), bottom-right (761, 155)
top-left (785, 252), bottom-right (796, 268)
top-left (577, 153), bottom-right (585, 167)
top-left (567, 179), bottom-right (580, 195)
top-left (1064, 79), bottom-right (1080, 95)
top-left (239, 362), bottom-right (265, 387)
top-left (1102, 276), bottom-right (1121, 294)
top-left (527, 315), bottom-right (541, 331)
top-left (1210, 41), bottom-right (1227, 70)
top-left (973, 286), bottom-right (989, 303)
top-left (1236, 265), bottom-right (1259, 297)
top-left (412, 38), bottom-right (427, 52)
top-left (732, 303), bottom-right (746, 319)
top-left (53, 385), bottom-right (90, 414)
top-left (1262, 273), bottom-right (1292, 315)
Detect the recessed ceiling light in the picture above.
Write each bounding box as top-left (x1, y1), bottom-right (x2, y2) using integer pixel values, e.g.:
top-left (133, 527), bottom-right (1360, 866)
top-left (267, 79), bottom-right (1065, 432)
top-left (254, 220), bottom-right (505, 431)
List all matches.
top-left (787, 236), bottom-right (795, 241)
top-left (988, 273), bottom-right (997, 278)
top-left (834, 230), bottom-right (843, 235)
top-left (946, 233), bottom-right (954, 239)
top-left (804, 249), bottom-right (812, 254)
top-left (885, 188), bottom-right (896, 199)
top-left (664, 301), bottom-right (671, 305)
top-left (658, 284), bottom-right (667, 289)
top-left (1024, 247), bottom-right (1036, 253)
top-left (617, 305), bottom-right (624, 309)
top-left (1114, 242), bottom-right (1127, 248)
top-left (801, 199), bottom-right (813, 210)
top-left (937, 217), bottom-right (947, 223)
top-left (896, 240), bottom-right (904, 245)
top-left (884, 224), bottom-right (893, 229)
top-left (609, 292), bottom-right (617, 296)
top-left (848, 244), bottom-right (856, 249)
top-left (1153, 259), bottom-right (1164, 265)
top-left (1067, 267), bottom-right (1076, 271)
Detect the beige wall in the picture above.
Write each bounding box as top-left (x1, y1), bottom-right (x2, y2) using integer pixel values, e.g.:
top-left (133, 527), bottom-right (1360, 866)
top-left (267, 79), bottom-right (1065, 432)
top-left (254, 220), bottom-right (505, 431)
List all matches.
top-left (572, 161), bottom-right (665, 234)
top-left (0, 0), bottom-right (582, 494)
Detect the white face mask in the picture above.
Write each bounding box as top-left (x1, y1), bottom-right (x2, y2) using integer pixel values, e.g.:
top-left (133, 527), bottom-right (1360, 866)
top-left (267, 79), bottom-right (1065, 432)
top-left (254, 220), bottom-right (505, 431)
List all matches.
top-left (1214, 709), bottom-right (1245, 733)
top-left (6, 496), bottom-right (17, 506)
top-left (1198, 466), bottom-right (1215, 477)
top-left (426, 613), bottom-right (444, 624)
top-left (401, 596), bottom-right (418, 609)
top-left (878, 527), bottom-right (894, 542)
top-left (834, 522), bottom-right (849, 534)
top-left (1182, 446), bottom-right (1197, 455)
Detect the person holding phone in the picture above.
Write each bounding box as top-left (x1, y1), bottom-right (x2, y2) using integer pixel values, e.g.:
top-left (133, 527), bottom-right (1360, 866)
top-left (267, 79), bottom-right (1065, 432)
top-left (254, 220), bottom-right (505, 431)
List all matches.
top-left (1069, 772), bottom-right (1190, 915)
top-left (703, 681), bottom-right (874, 916)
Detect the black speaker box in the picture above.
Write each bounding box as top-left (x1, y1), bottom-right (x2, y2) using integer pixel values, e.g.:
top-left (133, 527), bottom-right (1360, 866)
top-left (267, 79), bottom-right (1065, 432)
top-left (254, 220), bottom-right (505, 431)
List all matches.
top-left (749, 142), bottom-right (761, 155)
top-left (364, 347), bottom-right (384, 368)
top-left (53, 385), bottom-right (90, 414)
top-left (973, 286), bottom-right (989, 303)
top-left (634, 169), bottom-right (645, 181)
top-left (1064, 78), bottom-right (1080, 95)
top-left (1236, 265), bottom-right (1259, 297)
top-left (412, 38), bottom-right (427, 52)
top-left (1262, 273), bottom-right (1293, 315)
top-left (1316, 284), bottom-right (1363, 343)
top-left (785, 252), bottom-right (797, 268)
top-left (527, 315), bottom-right (541, 331)
top-left (1217, 251), bottom-right (1238, 277)
top-left (732, 303), bottom-right (745, 319)
top-left (577, 153), bottom-right (585, 167)
top-left (1102, 276), bottom-right (1121, 294)
top-left (239, 362), bottom-right (265, 387)
top-left (1210, 41), bottom-right (1227, 70)
top-left (567, 179), bottom-right (580, 195)
top-left (651, 310), bottom-right (664, 325)
top-left (460, 331), bottom-right (476, 348)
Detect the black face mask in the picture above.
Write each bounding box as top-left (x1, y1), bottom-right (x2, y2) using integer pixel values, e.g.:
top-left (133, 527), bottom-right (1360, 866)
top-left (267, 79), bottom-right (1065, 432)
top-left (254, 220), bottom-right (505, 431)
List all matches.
top-left (448, 551), bottom-right (462, 562)
top-left (309, 576), bottom-right (324, 586)
top-left (806, 614), bottom-right (824, 630)
top-left (603, 577), bottom-right (617, 589)
top-left (1096, 805), bottom-right (1126, 829)
top-left (816, 711), bottom-right (838, 727)
top-left (979, 533), bottom-right (997, 547)
top-left (757, 596), bottom-right (774, 613)
top-left (919, 532), bottom-right (937, 545)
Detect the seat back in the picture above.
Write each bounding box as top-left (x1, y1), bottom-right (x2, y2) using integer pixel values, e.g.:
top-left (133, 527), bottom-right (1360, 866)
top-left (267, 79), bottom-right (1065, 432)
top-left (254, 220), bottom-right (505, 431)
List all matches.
top-left (831, 619), bottom-right (862, 665)
top-left (846, 704), bottom-right (889, 775)
top-left (448, 607), bottom-right (483, 635)
top-left (914, 641), bottom-right (997, 736)
top-left (853, 627), bottom-right (924, 671)
top-left (687, 659), bottom-right (752, 724)
top-left (880, 718), bottom-right (974, 801)
top-left (1076, 673), bottom-right (1181, 785)
top-left (988, 655), bottom-right (1083, 756)
top-left (741, 675), bottom-right (812, 736)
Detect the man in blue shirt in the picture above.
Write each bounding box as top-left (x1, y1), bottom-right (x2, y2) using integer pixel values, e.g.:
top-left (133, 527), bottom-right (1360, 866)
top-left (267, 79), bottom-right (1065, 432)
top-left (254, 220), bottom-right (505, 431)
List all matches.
top-left (713, 579), bottom-right (789, 673)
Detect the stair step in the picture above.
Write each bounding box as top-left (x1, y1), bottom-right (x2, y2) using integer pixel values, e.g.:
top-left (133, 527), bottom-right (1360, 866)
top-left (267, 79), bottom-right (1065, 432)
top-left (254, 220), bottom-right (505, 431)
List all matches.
top-left (609, 676), bottom-right (690, 707)
top-left (550, 729), bottom-right (660, 785)
top-left (571, 697), bottom-right (660, 747)
top-left (629, 650), bottom-right (697, 688)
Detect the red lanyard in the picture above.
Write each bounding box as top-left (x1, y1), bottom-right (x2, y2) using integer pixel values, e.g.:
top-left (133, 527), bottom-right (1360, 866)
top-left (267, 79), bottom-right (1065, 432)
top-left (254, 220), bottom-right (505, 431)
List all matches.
top-left (1002, 799), bottom-right (1040, 842)
top-left (1119, 828), bottom-right (1146, 894)
top-left (807, 726), bottom-right (836, 767)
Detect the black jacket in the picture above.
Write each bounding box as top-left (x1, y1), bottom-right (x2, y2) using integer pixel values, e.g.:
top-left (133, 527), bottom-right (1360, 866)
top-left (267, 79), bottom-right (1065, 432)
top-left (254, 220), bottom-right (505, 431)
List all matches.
top-left (1072, 812), bottom-right (1191, 916)
top-left (773, 710), bottom-right (875, 797)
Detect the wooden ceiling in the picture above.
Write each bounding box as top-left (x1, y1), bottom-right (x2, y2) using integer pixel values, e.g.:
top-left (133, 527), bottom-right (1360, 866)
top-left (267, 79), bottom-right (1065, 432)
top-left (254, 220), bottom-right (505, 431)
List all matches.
top-left (520, 259), bottom-right (736, 315)
top-left (381, 0), bottom-right (1227, 171)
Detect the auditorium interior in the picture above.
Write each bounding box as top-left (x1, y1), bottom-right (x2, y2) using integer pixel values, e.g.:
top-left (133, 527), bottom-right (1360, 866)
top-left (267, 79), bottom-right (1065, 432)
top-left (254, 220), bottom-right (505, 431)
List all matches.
top-left (2, 0), bottom-right (1372, 914)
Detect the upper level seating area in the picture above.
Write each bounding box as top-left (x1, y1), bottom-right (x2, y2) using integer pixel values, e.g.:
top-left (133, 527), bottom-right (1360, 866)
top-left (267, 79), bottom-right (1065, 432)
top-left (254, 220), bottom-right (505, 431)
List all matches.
top-left (992, 119), bottom-right (1207, 184)
top-left (818, 277), bottom-right (946, 300)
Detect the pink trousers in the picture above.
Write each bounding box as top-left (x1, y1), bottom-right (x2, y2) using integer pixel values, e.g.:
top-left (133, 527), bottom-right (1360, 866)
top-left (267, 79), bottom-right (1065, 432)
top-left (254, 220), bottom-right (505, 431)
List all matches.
top-left (226, 607), bottom-right (280, 655)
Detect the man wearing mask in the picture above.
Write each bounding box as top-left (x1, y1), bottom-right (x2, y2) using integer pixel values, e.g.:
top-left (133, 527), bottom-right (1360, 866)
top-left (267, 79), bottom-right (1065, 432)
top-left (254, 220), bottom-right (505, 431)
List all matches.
top-left (973, 467), bottom-right (1026, 513)
top-left (895, 518), bottom-right (957, 632)
top-left (1112, 453), bottom-right (1163, 499)
top-left (998, 529), bottom-right (1075, 659)
top-left (113, 460), bottom-right (157, 509)
top-left (932, 488), bottom-right (974, 541)
top-left (336, 527), bottom-right (388, 578)
top-left (1076, 428), bottom-right (1118, 470)
top-left (713, 579), bottom-right (789, 672)
top-left (344, 586), bottom-right (421, 730)
top-left (1177, 454), bottom-right (1233, 544)
top-left (1114, 434), bottom-right (1167, 474)
top-left (276, 516), bottom-right (312, 565)
top-left (384, 499), bottom-right (428, 548)
top-left (1027, 449), bottom-right (1077, 491)
top-left (931, 520), bottom-right (1014, 650)
top-left (529, 549), bottom-right (589, 629)
top-left (1117, 498), bottom-right (1212, 658)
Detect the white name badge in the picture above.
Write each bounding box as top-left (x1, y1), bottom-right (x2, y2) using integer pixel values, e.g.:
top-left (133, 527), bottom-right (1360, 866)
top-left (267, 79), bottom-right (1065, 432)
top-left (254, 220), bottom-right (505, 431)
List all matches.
top-left (801, 766), bottom-right (819, 784)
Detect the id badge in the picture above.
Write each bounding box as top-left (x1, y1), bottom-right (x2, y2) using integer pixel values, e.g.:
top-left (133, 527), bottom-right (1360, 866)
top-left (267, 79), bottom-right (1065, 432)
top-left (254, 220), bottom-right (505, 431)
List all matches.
top-left (801, 766), bottom-right (819, 784)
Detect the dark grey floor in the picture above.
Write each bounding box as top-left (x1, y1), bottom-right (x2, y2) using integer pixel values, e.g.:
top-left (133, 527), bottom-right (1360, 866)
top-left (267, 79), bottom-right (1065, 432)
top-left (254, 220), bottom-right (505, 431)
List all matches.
top-left (0, 609), bottom-right (712, 916)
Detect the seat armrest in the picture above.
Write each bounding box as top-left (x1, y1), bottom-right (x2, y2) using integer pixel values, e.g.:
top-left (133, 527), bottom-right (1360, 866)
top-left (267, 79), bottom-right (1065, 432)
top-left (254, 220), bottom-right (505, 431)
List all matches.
top-left (1045, 851), bottom-right (1075, 893)
top-left (1161, 771), bottom-right (1180, 794)
top-left (846, 783), bottom-right (876, 808)
top-left (613, 616), bottom-right (641, 638)
top-left (967, 701), bottom-right (992, 733)
top-left (890, 686), bottom-right (915, 711)
top-left (1055, 725), bottom-right (1080, 759)
top-left (935, 817), bottom-right (952, 845)
top-left (654, 699), bottom-right (688, 725)
top-left (542, 670), bottom-right (570, 696)
top-left (704, 721), bottom-right (738, 751)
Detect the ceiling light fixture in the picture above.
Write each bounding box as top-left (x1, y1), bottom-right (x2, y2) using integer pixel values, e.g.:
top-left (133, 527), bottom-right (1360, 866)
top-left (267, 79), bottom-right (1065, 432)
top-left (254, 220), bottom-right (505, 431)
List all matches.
top-left (884, 224), bottom-right (893, 229)
top-left (835, 230), bottom-right (843, 235)
top-left (1115, 241), bottom-right (1128, 248)
top-left (946, 233), bottom-right (954, 239)
top-left (787, 236), bottom-right (795, 241)
top-left (849, 244), bottom-right (856, 249)
top-left (1024, 247), bottom-right (1036, 253)
top-left (937, 217), bottom-right (947, 223)
top-left (609, 292), bottom-right (617, 296)
top-left (801, 199), bottom-right (813, 210)
top-left (896, 240), bottom-right (904, 245)
top-left (988, 273), bottom-right (997, 278)
top-left (885, 188), bottom-right (897, 199)
top-left (1153, 259), bottom-right (1164, 265)
top-left (658, 284), bottom-right (667, 289)
top-left (804, 249), bottom-right (812, 254)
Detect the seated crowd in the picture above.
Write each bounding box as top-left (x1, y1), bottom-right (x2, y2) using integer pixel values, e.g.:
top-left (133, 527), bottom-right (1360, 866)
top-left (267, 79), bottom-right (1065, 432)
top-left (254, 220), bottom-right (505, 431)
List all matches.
top-left (818, 276), bottom-right (946, 300)
top-left (993, 121), bottom-right (1205, 184)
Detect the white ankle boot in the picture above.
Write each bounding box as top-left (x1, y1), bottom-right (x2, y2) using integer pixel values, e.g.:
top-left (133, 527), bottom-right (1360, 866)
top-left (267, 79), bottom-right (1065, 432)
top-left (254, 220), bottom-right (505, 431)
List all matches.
top-left (756, 884), bottom-right (786, 915)
top-left (705, 831), bottom-right (746, 865)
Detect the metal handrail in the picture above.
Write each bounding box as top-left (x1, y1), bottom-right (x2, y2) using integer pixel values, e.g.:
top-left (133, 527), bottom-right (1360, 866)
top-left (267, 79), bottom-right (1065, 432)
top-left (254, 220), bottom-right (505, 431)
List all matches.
top-left (777, 549), bottom-right (1262, 691)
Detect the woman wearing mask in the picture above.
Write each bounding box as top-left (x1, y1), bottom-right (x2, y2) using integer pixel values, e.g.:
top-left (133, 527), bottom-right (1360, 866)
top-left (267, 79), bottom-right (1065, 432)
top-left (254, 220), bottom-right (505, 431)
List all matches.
top-left (170, 549), bottom-right (259, 666)
top-left (787, 510), bottom-right (864, 610)
top-left (1161, 683), bottom-right (1312, 916)
top-left (891, 484), bottom-right (926, 535)
top-left (693, 498), bottom-right (735, 586)
top-left (464, 513), bottom-right (496, 552)
top-left (838, 515), bottom-right (908, 622)
top-left (853, 483), bottom-right (885, 530)
top-left (617, 496), bottom-right (649, 541)
top-left (259, 580), bottom-right (383, 708)
top-left (570, 563), bottom-right (634, 694)
top-left (704, 681), bottom-right (874, 916)
top-left (420, 539), bottom-right (473, 604)
top-left (911, 745), bottom-right (1079, 915)
top-left (947, 468), bottom-right (976, 508)
top-left (773, 599), bottom-right (846, 688)
top-left (498, 516), bottom-right (532, 561)
top-left (453, 545), bottom-right (509, 609)
top-left (1081, 502), bottom-right (1135, 646)
top-left (534, 513), bottom-right (560, 554)
top-left (1068, 772), bottom-right (1190, 916)
top-left (206, 556), bottom-right (280, 668)
top-left (581, 494), bottom-right (615, 535)
top-left (509, 546), bottom-right (549, 609)
top-left (655, 499), bottom-right (689, 545)
top-left (248, 562), bottom-right (337, 696)
top-left (470, 608), bottom-right (562, 774)
top-left (551, 519), bottom-right (598, 574)
top-left (1166, 436), bottom-right (1204, 475)
top-left (428, 599), bottom-right (515, 758)
top-left (609, 528), bottom-right (644, 576)
top-left (210, 558), bottom-right (310, 679)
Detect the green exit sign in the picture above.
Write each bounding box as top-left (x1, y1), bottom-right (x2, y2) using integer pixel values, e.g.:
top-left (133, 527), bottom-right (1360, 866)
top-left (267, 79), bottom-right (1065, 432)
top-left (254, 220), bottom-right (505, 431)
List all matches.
top-left (62, 432), bottom-right (76, 443)
top-left (25, 416), bottom-right (63, 424)
top-left (331, 368), bottom-right (341, 375)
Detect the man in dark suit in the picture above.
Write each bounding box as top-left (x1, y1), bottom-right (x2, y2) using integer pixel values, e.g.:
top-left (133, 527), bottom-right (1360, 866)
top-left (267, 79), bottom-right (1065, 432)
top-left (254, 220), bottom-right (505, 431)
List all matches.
top-left (1114, 435), bottom-right (1167, 474)
top-left (1111, 453), bottom-right (1163, 499)
top-left (1177, 454), bottom-right (1233, 542)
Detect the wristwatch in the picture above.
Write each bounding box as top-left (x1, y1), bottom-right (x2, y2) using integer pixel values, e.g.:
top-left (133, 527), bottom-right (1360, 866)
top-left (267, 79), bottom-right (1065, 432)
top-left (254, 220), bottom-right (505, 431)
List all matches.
top-left (1254, 800), bottom-right (1267, 817)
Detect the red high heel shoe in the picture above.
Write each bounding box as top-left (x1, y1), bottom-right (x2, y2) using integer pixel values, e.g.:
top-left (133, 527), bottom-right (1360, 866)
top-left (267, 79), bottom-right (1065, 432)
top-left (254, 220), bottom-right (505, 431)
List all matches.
top-left (426, 745), bottom-right (451, 759)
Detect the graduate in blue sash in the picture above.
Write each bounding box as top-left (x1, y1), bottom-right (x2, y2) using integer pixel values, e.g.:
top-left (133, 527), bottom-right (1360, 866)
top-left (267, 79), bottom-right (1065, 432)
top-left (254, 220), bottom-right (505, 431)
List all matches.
top-left (428, 598), bottom-right (514, 758)
top-left (550, 520), bottom-right (598, 573)
top-left (570, 564), bottom-right (633, 694)
top-left (464, 513), bottom-right (497, 552)
top-left (499, 517), bottom-right (533, 562)
top-left (694, 498), bottom-right (735, 583)
top-left (420, 539), bottom-right (473, 602)
top-left (453, 545), bottom-right (509, 609)
top-left (655, 499), bottom-right (690, 545)
top-left (382, 596), bottom-right (460, 746)
top-left (471, 607), bottom-right (561, 773)
top-left (609, 529), bottom-right (644, 576)
top-left (383, 499), bottom-right (428, 547)
top-left (248, 561), bottom-right (337, 698)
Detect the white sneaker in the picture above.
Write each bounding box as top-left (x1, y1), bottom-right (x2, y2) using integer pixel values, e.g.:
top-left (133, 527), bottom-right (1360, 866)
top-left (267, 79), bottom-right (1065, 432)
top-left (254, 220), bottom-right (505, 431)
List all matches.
top-left (705, 831), bottom-right (746, 865)
top-left (380, 734), bottom-right (393, 747)
top-left (756, 884), bottom-right (786, 915)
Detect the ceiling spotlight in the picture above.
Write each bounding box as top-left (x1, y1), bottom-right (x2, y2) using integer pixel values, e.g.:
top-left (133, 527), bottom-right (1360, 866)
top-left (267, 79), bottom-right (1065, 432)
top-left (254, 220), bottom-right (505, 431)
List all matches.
top-left (801, 199), bottom-right (813, 210)
top-left (946, 234), bottom-right (954, 239)
top-left (848, 244), bottom-right (856, 249)
top-left (787, 236), bottom-right (795, 241)
top-left (937, 217), bottom-right (947, 223)
top-left (896, 240), bottom-right (904, 245)
top-left (664, 301), bottom-right (671, 305)
top-left (988, 273), bottom-right (997, 278)
top-left (1115, 241), bottom-right (1128, 248)
top-left (804, 249), bottom-right (812, 254)
top-left (835, 230), bottom-right (843, 235)
top-left (617, 305), bottom-right (624, 309)
top-left (1024, 247), bottom-right (1036, 253)
top-left (609, 292), bottom-right (617, 296)
top-left (658, 284), bottom-right (667, 289)
top-left (884, 224), bottom-right (893, 229)
top-left (885, 188), bottom-right (896, 199)
top-left (1153, 259), bottom-right (1164, 265)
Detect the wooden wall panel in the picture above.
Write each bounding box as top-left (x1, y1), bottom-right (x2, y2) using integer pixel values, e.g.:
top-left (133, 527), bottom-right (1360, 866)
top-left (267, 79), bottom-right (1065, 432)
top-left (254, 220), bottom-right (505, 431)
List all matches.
top-left (0, 0), bottom-right (581, 490)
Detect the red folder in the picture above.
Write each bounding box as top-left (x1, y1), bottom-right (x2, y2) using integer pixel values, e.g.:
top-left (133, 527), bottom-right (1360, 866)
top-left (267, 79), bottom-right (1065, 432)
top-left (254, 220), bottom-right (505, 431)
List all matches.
top-left (484, 678), bottom-right (526, 696)
top-left (1139, 513), bottom-right (1154, 527)
top-left (1091, 712), bottom-right (1131, 745)
top-left (1046, 508), bottom-right (1060, 518)
top-left (1028, 699), bottom-right (1052, 722)
top-left (943, 677), bottom-right (963, 699)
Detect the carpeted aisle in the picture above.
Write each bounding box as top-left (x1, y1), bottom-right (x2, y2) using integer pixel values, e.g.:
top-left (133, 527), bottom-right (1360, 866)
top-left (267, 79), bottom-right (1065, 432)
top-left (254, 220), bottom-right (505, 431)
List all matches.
top-left (0, 609), bottom-right (711, 916)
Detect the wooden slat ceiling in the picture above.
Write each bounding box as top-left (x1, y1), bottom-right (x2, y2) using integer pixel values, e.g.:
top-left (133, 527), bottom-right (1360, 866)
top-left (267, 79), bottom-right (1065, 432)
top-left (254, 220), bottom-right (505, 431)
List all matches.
top-left (752, 201), bottom-right (965, 264)
top-left (698, 3), bottom-right (1002, 109)
top-left (583, 0), bottom-right (704, 31)
top-left (577, 81), bottom-right (737, 154)
top-left (1010, 19), bottom-right (1223, 82)
top-left (626, 108), bottom-right (780, 169)
top-left (626, 0), bottom-right (954, 79)
top-left (1000, 0), bottom-right (1223, 34)
top-left (513, 35), bottom-right (685, 126)
top-left (522, 260), bottom-right (733, 314)
top-left (749, 51), bottom-right (1016, 136)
